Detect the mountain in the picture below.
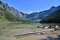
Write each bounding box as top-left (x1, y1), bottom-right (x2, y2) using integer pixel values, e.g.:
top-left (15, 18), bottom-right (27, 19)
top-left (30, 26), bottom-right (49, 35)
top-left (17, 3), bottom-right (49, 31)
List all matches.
top-left (40, 6), bottom-right (60, 23)
top-left (0, 6), bottom-right (20, 22)
top-left (0, 0), bottom-right (60, 23)
top-left (0, 1), bottom-right (36, 23)
top-left (0, 1), bottom-right (25, 18)
top-left (25, 6), bottom-right (60, 23)
top-left (25, 10), bottom-right (48, 21)
top-left (0, 1), bottom-right (22, 22)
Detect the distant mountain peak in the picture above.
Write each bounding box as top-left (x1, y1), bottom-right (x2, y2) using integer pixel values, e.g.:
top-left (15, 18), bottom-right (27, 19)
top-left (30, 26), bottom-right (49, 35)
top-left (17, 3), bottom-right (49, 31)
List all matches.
top-left (25, 5), bottom-right (60, 22)
top-left (51, 6), bottom-right (55, 8)
top-left (0, 0), bottom-right (60, 23)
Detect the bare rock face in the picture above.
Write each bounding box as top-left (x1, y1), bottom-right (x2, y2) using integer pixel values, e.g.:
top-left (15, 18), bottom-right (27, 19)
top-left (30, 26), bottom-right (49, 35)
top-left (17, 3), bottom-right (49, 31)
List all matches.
top-left (0, 1), bottom-right (25, 19)
top-left (0, 1), bottom-right (60, 23)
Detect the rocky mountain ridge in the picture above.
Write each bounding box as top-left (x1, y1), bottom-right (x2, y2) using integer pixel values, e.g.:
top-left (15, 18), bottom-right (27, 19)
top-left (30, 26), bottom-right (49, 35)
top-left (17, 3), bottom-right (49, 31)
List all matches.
top-left (0, 0), bottom-right (60, 23)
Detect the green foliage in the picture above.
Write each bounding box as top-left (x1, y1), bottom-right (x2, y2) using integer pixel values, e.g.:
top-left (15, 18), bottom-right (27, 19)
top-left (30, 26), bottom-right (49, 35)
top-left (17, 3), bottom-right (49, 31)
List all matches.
top-left (0, 8), bottom-right (19, 22)
top-left (0, 8), bottom-right (37, 23)
top-left (4, 11), bottom-right (18, 21)
top-left (40, 9), bottom-right (60, 23)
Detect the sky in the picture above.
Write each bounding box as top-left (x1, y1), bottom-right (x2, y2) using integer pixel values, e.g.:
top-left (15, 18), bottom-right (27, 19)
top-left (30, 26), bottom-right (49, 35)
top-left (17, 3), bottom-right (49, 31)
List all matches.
top-left (3, 0), bottom-right (60, 13)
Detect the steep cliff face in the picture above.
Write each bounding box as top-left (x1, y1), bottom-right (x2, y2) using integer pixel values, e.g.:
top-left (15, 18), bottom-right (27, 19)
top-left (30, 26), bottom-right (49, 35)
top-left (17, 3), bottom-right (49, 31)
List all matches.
top-left (0, 1), bottom-right (25, 22)
top-left (0, 7), bottom-right (20, 22)
top-left (0, 0), bottom-right (60, 23)
top-left (0, 1), bottom-right (24, 18)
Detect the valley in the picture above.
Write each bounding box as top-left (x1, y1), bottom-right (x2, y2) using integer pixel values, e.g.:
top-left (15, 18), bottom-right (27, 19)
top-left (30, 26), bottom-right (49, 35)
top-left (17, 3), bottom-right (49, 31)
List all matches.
top-left (0, 0), bottom-right (60, 40)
